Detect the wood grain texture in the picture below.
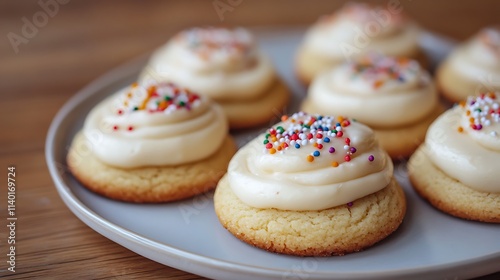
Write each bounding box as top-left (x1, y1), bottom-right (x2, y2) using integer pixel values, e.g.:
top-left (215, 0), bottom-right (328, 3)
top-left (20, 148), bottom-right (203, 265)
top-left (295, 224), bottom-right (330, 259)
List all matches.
top-left (1, 0), bottom-right (499, 279)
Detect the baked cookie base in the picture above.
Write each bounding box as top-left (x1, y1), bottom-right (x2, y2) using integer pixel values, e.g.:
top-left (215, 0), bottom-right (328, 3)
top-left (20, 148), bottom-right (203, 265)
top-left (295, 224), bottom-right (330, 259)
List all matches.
top-left (214, 176), bottom-right (406, 256)
top-left (408, 146), bottom-right (500, 223)
top-left (301, 100), bottom-right (445, 159)
top-left (219, 79), bottom-right (290, 129)
top-left (67, 132), bottom-right (237, 203)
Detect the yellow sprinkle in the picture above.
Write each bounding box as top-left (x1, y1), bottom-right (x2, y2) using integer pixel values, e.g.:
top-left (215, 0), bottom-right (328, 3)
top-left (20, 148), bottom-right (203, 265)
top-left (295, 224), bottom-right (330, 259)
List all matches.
top-left (270, 148), bottom-right (276, 154)
top-left (459, 101), bottom-right (466, 107)
top-left (337, 116), bottom-right (344, 122)
top-left (469, 117), bottom-right (475, 123)
top-left (466, 110), bottom-right (471, 116)
top-left (131, 82), bottom-right (138, 88)
top-left (457, 126), bottom-right (464, 133)
top-left (313, 143), bottom-right (318, 147)
top-left (306, 155), bottom-right (314, 162)
top-left (331, 161), bottom-right (339, 167)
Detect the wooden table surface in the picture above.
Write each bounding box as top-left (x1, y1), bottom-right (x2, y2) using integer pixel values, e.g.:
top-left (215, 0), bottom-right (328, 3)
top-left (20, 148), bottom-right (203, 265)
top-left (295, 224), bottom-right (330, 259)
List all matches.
top-left (1, 0), bottom-right (499, 279)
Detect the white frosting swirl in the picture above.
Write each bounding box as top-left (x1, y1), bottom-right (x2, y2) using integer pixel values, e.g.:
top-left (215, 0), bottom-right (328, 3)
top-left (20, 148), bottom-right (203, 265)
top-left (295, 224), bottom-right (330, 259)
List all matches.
top-left (307, 55), bottom-right (438, 127)
top-left (425, 94), bottom-right (500, 193)
top-left (141, 27), bottom-right (275, 101)
top-left (302, 2), bottom-right (420, 60)
top-left (227, 113), bottom-right (393, 211)
top-left (83, 82), bottom-right (228, 168)
top-left (446, 27), bottom-right (500, 89)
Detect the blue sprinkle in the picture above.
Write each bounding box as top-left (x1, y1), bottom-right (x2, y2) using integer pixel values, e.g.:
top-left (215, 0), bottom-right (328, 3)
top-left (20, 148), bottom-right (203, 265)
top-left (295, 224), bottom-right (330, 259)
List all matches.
top-left (398, 76), bottom-right (405, 82)
top-left (323, 137), bottom-right (330, 143)
top-left (318, 116), bottom-right (323, 120)
top-left (295, 144), bottom-right (300, 149)
top-left (336, 122), bottom-right (341, 127)
top-left (313, 151), bottom-right (320, 157)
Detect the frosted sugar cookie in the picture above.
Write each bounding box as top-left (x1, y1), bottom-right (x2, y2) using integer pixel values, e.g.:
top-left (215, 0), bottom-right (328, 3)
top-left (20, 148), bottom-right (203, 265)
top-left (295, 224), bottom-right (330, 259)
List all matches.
top-left (68, 81), bottom-right (236, 202)
top-left (215, 112), bottom-right (406, 256)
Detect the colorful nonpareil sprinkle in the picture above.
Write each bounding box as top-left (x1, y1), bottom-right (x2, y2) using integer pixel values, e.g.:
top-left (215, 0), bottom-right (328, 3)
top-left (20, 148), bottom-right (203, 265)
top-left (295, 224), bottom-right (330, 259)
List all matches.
top-left (348, 54), bottom-right (419, 89)
top-left (459, 93), bottom-right (500, 135)
top-left (263, 113), bottom-right (374, 167)
top-left (111, 82), bottom-right (202, 132)
top-left (115, 82), bottom-right (201, 115)
top-left (175, 27), bottom-right (253, 60)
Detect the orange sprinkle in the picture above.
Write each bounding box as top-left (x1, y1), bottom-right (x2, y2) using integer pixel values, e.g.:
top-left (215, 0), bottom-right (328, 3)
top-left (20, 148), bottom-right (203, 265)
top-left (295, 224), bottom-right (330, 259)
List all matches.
top-left (281, 115), bottom-right (288, 122)
top-left (373, 80), bottom-right (384, 89)
top-left (466, 110), bottom-right (471, 116)
top-left (313, 143), bottom-right (318, 147)
top-left (457, 126), bottom-right (464, 133)
top-left (337, 116), bottom-right (344, 122)
top-left (131, 82), bottom-right (138, 87)
top-left (469, 117), bottom-right (475, 123)
top-left (331, 161), bottom-right (339, 167)
top-left (277, 146), bottom-right (282, 151)
top-left (127, 92), bottom-right (133, 98)
top-left (489, 92), bottom-right (496, 99)
top-left (459, 101), bottom-right (466, 107)
top-left (398, 57), bottom-right (409, 65)
top-left (158, 100), bottom-right (168, 110)
top-left (269, 148), bottom-right (276, 154)
top-left (271, 137), bottom-right (277, 142)
top-left (140, 86), bottom-right (156, 110)
top-left (306, 155), bottom-right (314, 162)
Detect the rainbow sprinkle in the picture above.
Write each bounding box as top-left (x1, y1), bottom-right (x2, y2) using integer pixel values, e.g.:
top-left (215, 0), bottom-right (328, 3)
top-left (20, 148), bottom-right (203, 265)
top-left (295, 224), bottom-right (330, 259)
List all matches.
top-left (348, 55), bottom-right (419, 89)
top-left (115, 82), bottom-right (201, 115)
top-left (459, 92), bottom-right (500, 134)
top-left (175, 27), bottom-right (253, 60)
top-left (111, 82), bottom-right (202, 132)
top-left (263, 113), bottom-right (375, 166)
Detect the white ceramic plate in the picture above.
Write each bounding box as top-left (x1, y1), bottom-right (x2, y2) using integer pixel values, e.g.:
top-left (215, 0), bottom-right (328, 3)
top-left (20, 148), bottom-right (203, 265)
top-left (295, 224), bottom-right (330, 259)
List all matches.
top-left (46, 28), bottom-right (500, 280)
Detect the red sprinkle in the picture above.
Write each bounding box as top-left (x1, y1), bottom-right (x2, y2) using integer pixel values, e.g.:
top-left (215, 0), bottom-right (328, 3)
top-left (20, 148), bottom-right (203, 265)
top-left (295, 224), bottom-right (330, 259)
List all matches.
top-left (345, 155), bottom-right (351, 162)
top-left (337, 131), bottom-right (343, 137)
